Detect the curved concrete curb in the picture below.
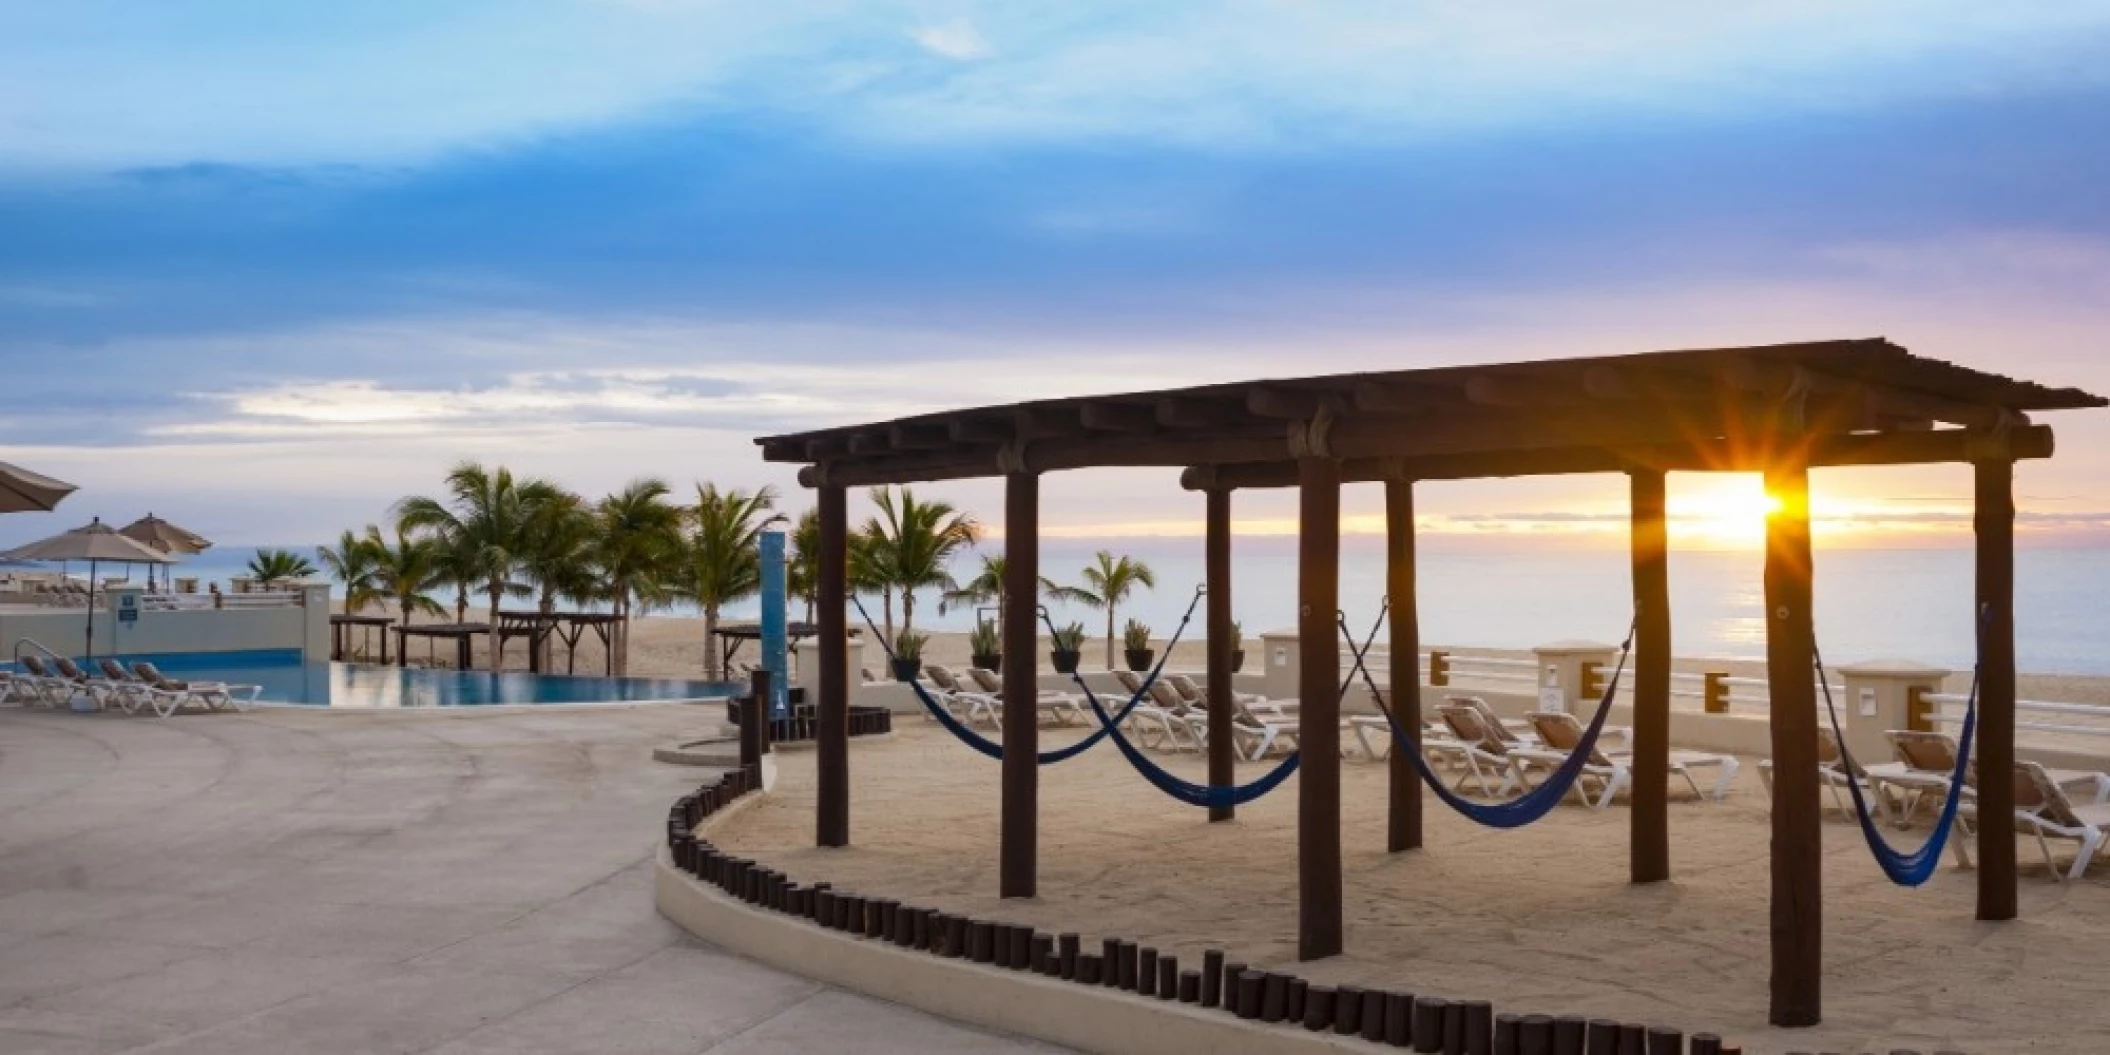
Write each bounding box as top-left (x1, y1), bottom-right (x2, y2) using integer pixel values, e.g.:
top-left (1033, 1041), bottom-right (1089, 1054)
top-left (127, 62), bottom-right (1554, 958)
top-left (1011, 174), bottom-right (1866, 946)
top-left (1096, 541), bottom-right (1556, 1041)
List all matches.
top-left (656, 822), bottom-right (1370, 1054)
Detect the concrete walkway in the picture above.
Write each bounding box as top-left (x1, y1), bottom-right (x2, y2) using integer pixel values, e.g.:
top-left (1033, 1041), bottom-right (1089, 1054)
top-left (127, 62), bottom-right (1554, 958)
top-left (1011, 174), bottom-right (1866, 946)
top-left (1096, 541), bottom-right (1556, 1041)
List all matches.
top-left (0, 705), bottom-right (1062, 1054)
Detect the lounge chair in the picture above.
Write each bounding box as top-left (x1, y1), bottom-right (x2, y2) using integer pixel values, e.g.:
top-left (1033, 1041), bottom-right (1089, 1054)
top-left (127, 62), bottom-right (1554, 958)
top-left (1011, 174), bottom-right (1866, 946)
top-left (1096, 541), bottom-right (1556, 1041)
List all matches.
top-left (1996, 759), bottom-right (2110, 881)
top-left (1516, 710), bottom-right (1740, 808)
top-left (51, 658), bottom-right (130, 710)
top-left (130, 662), bottom-right (260, 713)
top-left (1866, 730), bottom-right (2110, 827)
top-left (1163, 673), bottom-right (1289, 716)
top-left (923, 664), bottom-right (1001, 726)
top-left (1757, 727), bottom-right (1868, 815)
top-left (1432, 702), bottom-right (1528, 797)
top-left (964, 667), bottom-right (1083, 726)
top-left (14, 656), bottom-right (85, 708)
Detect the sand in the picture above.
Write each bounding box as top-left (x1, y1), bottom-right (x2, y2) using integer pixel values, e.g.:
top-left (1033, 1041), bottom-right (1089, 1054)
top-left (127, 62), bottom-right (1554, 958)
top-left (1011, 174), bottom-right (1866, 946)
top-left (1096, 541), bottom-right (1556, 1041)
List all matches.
top-left (709, 720), bottom-right (2110, 1054)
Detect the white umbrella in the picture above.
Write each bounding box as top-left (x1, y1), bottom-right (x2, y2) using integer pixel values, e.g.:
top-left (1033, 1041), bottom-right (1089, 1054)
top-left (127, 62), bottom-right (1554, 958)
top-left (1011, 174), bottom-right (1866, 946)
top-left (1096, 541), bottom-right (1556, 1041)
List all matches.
top-left (119, 513), bottom-right (211, 590)
top-left (2, 518), bottom-right (174, 658)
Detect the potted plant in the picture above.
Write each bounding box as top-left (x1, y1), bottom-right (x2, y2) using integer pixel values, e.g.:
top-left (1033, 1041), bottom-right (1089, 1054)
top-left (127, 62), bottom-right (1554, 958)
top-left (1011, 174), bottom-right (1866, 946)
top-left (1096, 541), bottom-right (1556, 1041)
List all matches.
top-left (1122, 618), bottom-right (1155, 672)
top-left (1049, 622), bottom-right (1086, 674)
top-left (968, 618), bottom-right (1002, 674)
top-left (891, 630), bottom-right (929, 683)
top-left (1228, 619), bottom-right (1246, 673)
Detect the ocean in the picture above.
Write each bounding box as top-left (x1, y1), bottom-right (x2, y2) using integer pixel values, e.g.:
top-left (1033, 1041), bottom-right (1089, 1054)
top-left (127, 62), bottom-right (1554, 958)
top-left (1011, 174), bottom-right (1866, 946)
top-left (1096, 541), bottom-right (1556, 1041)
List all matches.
top-left (168, 542), bottom-right (2110, 675)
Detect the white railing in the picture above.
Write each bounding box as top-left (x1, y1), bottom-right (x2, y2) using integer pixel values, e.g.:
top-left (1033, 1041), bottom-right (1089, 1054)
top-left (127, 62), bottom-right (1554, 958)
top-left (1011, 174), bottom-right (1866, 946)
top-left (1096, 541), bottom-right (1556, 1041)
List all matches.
top-left (1922, 692), bottom-right (2110, 740)
top-left (141, 591), bottom-right (306, 612)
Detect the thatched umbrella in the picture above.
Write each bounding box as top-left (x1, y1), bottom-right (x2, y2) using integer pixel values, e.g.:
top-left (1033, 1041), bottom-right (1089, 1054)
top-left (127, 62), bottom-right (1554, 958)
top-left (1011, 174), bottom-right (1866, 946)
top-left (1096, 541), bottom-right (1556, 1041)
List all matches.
top-left (2, 518), bottom-right (173, 658)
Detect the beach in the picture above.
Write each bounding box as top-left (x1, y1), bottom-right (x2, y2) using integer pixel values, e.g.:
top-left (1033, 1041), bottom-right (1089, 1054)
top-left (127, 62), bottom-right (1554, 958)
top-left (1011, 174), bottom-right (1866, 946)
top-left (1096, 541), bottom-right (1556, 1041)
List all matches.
top-left (707, 719), bottom-right (2110, 1054)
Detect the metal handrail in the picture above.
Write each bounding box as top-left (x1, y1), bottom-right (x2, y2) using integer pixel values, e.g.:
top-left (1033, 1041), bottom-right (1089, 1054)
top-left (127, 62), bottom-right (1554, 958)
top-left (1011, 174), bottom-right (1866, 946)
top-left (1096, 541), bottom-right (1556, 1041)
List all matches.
top-left (11, 636), bottom-right (67, 666)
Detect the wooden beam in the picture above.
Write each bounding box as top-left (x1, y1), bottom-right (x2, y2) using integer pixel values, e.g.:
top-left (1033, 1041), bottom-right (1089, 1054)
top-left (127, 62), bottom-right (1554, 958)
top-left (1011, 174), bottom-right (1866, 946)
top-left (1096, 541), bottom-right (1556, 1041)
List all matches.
top-left (1176, 425), bottom-right (2059, 491)
top-left (1080, 402), bottom-right (1159, 431)
top-left (888, 422), bottom-right (952, 449)
top-left (1351, 380), bottom-right (1455, 414)
top-left (1250, 387), bottom-right (1337, 419)
top-left (1158, 399), bottom-right (1243, 430)
top-left (847, 432), bottom-right (893, 456)
top-left (948, 417), bottom-right (1014, 444)
top-left (1464, 373), bottom-right (1583, 408)
top-left (804, 436), bottom-right (850, 461)
top-left (1001, 471), bottom-right (1040, 899)
top-left (1976, 454), bottom-right (2018, 922)
top-left (1629, 468), bottom-right (1670, 884)
top-left (1385, 479), bottom-right (1422, 853)
top-left (1015, 406), bottom-right (1081, 440)
top-left (1764, 460), bottom-right (1821, 1028)
top-left (1206, 489), bottom-right (1236, 825)
top-left (816, 483), bottom-right (849, 848)
top-left (1297, 456), bottom-right (1343, 962)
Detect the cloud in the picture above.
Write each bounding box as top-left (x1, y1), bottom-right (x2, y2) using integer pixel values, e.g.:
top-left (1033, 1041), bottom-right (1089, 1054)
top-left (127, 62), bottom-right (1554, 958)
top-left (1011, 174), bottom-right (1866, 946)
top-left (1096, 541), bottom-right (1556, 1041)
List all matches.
top-left (5, 2), bottom-right (2110, 168)
top-left (912, 19), bottom-right (989, 61)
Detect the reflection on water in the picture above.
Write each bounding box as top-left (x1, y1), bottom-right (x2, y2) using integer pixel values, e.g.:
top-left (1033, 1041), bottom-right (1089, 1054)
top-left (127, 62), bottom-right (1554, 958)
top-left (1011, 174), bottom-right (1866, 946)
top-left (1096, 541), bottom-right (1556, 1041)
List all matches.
top-left (98, 649), bottom-right (736, 707)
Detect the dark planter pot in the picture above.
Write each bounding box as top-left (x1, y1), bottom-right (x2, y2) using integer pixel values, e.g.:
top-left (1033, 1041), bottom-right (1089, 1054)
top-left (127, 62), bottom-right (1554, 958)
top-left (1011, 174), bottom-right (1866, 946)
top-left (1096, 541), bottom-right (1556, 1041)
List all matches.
top-left (1125, 649), bottom-right (1156, 673)
top-left (1230, 649), bottom-right (1246, 673)
top-left (890, 657), bottom-right (923, 683)
top-left (970, 652), bottom-right (1003, 674)
top-left (1050, 650), bottom-right (1081, 675)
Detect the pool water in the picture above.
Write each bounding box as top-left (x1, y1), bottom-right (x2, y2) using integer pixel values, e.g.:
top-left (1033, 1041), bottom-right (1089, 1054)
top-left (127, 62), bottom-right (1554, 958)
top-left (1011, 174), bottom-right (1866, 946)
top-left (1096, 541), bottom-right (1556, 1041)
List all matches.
top-left (21, 650), bottom-right (738, 708)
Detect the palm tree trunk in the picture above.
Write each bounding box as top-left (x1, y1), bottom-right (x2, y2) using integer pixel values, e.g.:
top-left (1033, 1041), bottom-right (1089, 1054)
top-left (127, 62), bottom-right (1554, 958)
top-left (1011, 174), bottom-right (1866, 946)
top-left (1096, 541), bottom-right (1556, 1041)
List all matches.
top-left (613, 591), bottom-right (629, 676)
top-left (901, 591), bottom-right (916, 636)
top-left (487, 583), bottom-right (504, 672)
top-left (882, 586), bottom-right (895, 647)
top-left (454, 585), bottom-right (468, 624)
top-left (1105, 607), bottom-right (1117, 670)
top-left (703, 605), bottom-right (721, 680)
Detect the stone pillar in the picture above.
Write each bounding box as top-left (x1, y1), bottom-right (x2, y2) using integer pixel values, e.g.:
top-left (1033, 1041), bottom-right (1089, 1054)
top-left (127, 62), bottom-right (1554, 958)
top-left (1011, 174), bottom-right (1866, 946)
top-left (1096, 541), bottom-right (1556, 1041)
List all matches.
top-left (1833, 660), bottom-right (1950, 765)
top-left (1531, 640), bottom-right (1617, 714)
top-left (1258, 627), bottom-right (1300, 703)
top-left (300, 583), bottom-right (332, 662)
top-left (105, 584), bottom-right (146, 664)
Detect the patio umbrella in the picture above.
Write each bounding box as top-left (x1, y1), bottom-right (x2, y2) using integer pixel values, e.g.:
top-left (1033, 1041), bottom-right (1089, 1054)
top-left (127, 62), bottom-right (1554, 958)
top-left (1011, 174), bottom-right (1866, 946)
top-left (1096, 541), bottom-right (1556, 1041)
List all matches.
top-left (0, 461), bottom-right (77, 513)
top-left (1, 517), bottom-right (174, 658)
top-left (120, 513), bottom-right (211, 590)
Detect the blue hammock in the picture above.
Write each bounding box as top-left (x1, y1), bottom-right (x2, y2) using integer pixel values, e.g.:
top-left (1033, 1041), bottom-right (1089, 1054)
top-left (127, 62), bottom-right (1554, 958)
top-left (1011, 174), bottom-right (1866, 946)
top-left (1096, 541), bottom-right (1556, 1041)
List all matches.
top-left (1047, 608), bottom-right (1302, 810)
top-left (851, 588), bottom-right (1200, 766)
top-left (1817, 618), bottom-right (1982, 887)
top-left (1349, 609), bottom-right (1637, 829)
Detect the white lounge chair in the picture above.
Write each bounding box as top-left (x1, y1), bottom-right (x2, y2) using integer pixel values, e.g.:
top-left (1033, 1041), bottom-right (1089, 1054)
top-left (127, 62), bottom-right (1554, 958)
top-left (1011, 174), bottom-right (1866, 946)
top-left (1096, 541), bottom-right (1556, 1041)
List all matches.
top-left (1757, 727), bottom-right (1868, 816)
top-left (965, 667), bottom-right (1083, 726)
top-left (14, 656), bottom-right (84, 708)
top-left (130, 662), bottom-right (260, 714)
top-left (1867, 730), bottom-right (2110, 828)
top-left (1999, 759), bottom-right (2110, 881)
top-left (923, 664), bottom-right (1001, 726)
top-left (1517, 710), bottom-right (1739, 808)
top-left (1432, 702), bottom-right (1528, 797)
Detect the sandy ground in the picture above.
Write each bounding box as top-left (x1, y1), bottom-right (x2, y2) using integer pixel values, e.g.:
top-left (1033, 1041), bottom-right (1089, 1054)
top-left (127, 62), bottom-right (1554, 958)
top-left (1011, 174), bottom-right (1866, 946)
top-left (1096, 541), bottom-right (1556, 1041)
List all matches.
top-left (711, 720), bottom-right (2110, 1054)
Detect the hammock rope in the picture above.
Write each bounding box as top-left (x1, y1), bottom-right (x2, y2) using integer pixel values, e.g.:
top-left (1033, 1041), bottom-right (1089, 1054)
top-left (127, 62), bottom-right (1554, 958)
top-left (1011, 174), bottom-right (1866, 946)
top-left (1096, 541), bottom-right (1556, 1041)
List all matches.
top-left (1047, 604), bottom-right (1301, 809)
top-left (1349, 603), bottom-right (1638, 829)
top-left (1815, 606), bottom-right (1984, 886)
top-left (851, 586), bottom-right (1202, 766)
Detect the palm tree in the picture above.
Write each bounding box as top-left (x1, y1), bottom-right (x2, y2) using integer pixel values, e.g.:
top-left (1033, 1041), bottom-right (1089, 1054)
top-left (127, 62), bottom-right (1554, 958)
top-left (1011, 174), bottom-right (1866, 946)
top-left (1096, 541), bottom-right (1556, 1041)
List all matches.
top-left (1061, 550), bottom-right (1157, 669)
top-left (860, 486), bottom-right (978, 643)
top-left (365, 521), bottom-right (447, 627)
top-left (247, 547), bottom-right (319, 589)
top-left (686, 482), bottom-right (780, 681)
top-left (318, 529), bottom-right (381, 613)
top-left (595, 478), bottom-right (683, 675)
top-left (395, 461), bottom-right (564, 671)
top-left (517, 490), bottom-right (595, 614)
top-left (938, 553), bottom-right (1073, 637)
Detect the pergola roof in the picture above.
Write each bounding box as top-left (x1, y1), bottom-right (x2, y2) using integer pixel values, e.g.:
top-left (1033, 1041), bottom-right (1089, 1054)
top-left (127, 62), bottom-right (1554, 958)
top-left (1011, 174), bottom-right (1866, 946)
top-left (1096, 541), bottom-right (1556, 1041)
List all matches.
top-left (758, 339), bottom-right (2105, 488)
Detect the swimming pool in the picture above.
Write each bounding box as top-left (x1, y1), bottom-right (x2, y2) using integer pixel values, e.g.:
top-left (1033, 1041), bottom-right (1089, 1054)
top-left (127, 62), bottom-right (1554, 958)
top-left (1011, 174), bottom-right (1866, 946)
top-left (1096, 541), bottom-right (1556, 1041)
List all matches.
top-left (20, 649), bottom-right (739, 708)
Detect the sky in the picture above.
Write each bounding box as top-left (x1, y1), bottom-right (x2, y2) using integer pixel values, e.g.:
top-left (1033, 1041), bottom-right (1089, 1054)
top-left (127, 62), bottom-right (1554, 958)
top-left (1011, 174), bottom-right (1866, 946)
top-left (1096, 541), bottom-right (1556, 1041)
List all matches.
top-left (4, 1), bottom-right (2110, 555)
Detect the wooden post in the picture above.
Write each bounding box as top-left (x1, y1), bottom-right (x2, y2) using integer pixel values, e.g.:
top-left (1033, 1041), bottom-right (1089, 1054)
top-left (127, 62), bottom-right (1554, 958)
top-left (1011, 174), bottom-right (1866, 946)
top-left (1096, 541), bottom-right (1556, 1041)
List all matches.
top-left (1764, 461), bottom-right (1821, 1027)
top-left (1384, 478), bottom-right (1422, 852)
top-left (1298, 455), bottom-right (1343, 960)
top-left (1975, 454), bottom-right (2018, 921)
top-left (741, 668), bottom-right (770, 770)
top-left (1001, 471), bottom-right (1040, 898)
top-left (816, 483), bottom-right (849, 848)
top-left (1630, 468), bottom-right (1671, 883)
top-left (1206, 488), bottom-right (1236, 823)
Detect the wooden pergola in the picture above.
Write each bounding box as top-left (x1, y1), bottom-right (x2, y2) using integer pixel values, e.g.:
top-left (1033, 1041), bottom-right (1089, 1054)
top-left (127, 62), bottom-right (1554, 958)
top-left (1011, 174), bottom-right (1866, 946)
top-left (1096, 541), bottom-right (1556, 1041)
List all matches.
top-left (755, 338), bottom-right (2103, 1027)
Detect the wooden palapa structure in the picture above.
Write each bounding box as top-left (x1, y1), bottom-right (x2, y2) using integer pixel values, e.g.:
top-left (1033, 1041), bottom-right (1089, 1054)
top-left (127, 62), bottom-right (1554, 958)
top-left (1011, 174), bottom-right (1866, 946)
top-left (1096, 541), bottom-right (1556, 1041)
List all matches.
top-left (755, 338), bottom-right (2104, 1027)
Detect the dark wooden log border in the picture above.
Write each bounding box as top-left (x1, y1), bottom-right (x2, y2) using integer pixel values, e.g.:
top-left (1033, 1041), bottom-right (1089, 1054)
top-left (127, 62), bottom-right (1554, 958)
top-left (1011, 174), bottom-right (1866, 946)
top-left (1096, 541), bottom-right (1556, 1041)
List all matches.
top-left (658, 770), bottom-right (1968, 1055)
top-left (724, 699), bottom-right (894, 743)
